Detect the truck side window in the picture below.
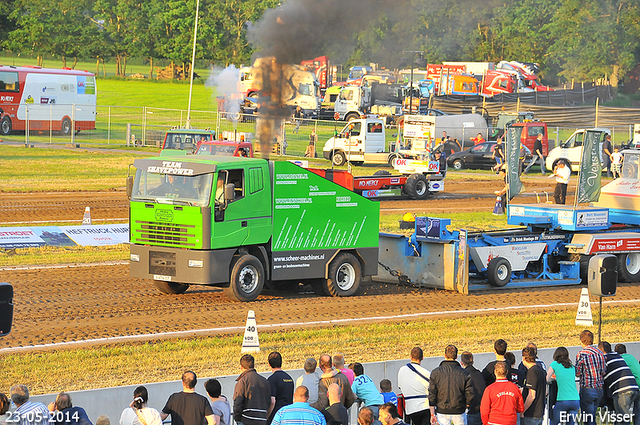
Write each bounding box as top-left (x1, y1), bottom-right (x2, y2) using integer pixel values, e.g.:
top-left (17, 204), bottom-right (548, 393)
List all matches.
top-left (350, 122), bottom-right (361, 137)
top-left (574, 133), bottom-right (583, 147)
top-left (227, 169), bottom-right (244, 201)
top-left (249, 167), bottom-right (263, 194)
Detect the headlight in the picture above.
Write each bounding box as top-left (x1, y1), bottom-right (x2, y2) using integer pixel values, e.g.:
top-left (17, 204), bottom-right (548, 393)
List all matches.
top-left (130, 254), bottom-right (140, 262)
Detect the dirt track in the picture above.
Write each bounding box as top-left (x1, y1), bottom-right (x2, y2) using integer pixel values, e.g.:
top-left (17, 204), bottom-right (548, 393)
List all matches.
top-left (1, 175), bottom-right (616, 350)
top-left (0, 175), bottom-right (565, 224)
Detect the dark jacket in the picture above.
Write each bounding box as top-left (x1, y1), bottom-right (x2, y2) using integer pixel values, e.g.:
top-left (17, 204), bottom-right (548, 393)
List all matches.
top-left (311, 369), bottom-right (356, 411)
top-left (428, 360), bottom-right (476, 414)
top-left (233, 368), bottom-right (272, 425)
top-left (462, 365), bottom-right (486, 414)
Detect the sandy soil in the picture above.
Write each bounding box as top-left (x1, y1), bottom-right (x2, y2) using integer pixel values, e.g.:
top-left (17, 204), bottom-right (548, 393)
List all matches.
top-left (0, 174), bottom-right (610, 350)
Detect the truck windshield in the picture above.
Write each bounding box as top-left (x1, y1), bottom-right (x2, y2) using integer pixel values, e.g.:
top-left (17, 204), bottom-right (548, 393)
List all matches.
top-left (131, 171), bottom-right (213, 207)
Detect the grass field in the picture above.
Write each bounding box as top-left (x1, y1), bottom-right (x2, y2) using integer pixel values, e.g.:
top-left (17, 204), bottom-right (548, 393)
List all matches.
top-left (2, 307), bottom-right (638, 394)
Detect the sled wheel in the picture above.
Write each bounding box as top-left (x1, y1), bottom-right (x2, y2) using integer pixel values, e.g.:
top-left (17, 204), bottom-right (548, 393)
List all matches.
top-left (487, 257), bottom-right (511, 287)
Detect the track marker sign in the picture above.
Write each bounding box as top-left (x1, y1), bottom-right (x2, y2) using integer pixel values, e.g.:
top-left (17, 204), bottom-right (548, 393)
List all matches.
top-left (82, 207), bottom-right (92, 225)
top-left (575, 288), bottom-right (593, 326)
top-left (241, 310), bottom-right (260, 353)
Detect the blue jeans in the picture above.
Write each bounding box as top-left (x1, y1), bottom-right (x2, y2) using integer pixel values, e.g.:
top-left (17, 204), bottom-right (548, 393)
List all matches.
top-left (437, 413), bottom-right (466, 425)
top-left (465, 412), bottom-right (481, 425)
top-left (579, 388), bottom-right (603, 425)
top-left (523, 154), bottom-right (546, 175)
top-left (613, 389), bottom-right (638, 425)
top-left (551, 400), bottom-right (580, 425)
top-left (522, 417), bottom-right (542, 425)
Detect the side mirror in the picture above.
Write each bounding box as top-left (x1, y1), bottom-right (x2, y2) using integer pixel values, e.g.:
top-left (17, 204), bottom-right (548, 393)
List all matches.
top-left (0, 282), bottom-right (14, 337)
top-left (126, 176), bottom-right (134, 200)
top-left (224, 183), bottom-right (235, 201)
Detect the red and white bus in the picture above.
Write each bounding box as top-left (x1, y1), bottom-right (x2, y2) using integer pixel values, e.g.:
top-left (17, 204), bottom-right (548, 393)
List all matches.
top-left (0, 65), bottom-right (97, 136)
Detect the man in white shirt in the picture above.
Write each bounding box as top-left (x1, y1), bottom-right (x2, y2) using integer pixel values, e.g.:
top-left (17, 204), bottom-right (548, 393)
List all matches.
top-left (398, 347), bottom-right (431, 425)
top-left (552, 161), bottom-right (571, 204)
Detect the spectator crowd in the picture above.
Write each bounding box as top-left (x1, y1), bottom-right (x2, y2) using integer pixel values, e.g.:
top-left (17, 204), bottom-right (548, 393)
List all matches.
top-left (2, 331), bottom-right (639, 425)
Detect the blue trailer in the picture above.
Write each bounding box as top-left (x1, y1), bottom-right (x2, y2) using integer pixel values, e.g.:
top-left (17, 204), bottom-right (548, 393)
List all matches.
top-left (374, 149), bottom-right (640, 293)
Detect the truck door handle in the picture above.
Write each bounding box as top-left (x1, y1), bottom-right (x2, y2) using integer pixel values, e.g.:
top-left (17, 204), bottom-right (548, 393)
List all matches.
top-left (242, 221), bottom-right (248, 227)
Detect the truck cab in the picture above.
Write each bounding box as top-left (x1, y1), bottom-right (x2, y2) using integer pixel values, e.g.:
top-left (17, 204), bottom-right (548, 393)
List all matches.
top-left (196, 140), bottom-right (254, 157)
top-left (323, 118), bottom-right (391, 166)
top-left (334, 86), bottom-right (369, 122)
top-left (128, 156), bottom-right (379, 302)
top-left (545, 128), bottom-right (610, 172)
top-left (162, 129), bottom-right (216, 152)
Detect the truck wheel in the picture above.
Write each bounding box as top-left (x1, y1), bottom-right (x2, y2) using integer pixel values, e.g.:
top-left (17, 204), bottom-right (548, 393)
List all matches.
top-left (452, 159), bottom-right (464, 170)
top-left (225, 254), bottom-right (264, 302)
top-left (388, 154), bottom-right (400, 166)
top-left (61, 118), bottom-right (72, 136)
top-left (324, 253), bottom-right (362, 297)
top-left (404, 174), bottom-right (429, 200)
top-left (332, 151), bottom-right (346, 166)
top-left (617, 253), bottom-right (640, 283)
top-left (345, 113), bottom-right (359, 122)
top-left (0, 116), bottom-right (12, 135)
top-left (487, 257), bottom-right (511, 287)
top-left (154, 280), bottom-right (190, 294)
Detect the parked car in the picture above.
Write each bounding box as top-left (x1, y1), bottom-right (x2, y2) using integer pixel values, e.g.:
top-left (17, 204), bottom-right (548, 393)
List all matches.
top-left (447, 141), bottom-right (532, 171)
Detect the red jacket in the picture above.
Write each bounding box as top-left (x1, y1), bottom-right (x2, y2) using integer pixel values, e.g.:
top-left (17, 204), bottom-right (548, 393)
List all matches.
top-left (480, 379), bottom-right (524, 425)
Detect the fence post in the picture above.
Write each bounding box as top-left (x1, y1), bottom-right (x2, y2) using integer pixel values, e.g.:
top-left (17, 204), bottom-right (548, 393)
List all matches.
top-left (71, 104), bottom-right (76, 144)
top-left (126, 123), bottom-right (131, 147)
top-left (108, 106), bottom-right (111, 145)
top-left (25, 105), bottom-right (29, 146)
top-left (142, 107), bottom-right (147, 146)
top-left (49, 103), bottom-right (52, 144)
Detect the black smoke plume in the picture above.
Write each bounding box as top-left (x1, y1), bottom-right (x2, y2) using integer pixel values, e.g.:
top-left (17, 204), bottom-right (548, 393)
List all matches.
top-left (246, 0), bottom-right (399, 157)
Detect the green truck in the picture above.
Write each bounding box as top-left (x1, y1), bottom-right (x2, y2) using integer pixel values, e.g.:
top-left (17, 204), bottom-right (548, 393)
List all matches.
top-left (128, 156), bottom-right (380, 301)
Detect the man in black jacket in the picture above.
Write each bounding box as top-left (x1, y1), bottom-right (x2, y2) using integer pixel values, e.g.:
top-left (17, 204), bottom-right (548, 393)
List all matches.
top-left (428, 345), bottom-right (475, 425)
top-left (233, 354), bottom-right (273, 425)
top-left (460, 351), bottom-right (485, 425)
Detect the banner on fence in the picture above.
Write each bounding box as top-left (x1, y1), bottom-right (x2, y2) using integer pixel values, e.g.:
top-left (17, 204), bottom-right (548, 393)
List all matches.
top-left (0, 225), bottom-right (129, 249)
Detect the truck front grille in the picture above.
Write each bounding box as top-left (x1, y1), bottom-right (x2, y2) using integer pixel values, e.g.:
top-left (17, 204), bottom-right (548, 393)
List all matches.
top-left (149, 251), bottom-right (177, 276)
top-left (134, 221), bottom-right (196, 247)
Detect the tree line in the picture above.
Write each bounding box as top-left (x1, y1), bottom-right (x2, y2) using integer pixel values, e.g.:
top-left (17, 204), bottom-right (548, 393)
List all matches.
top-left (2, 0), bottom-right (639, 86)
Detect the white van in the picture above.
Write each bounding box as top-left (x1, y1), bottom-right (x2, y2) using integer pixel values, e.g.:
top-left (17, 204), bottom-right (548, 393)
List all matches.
top-left (545, 128), bottom-right (610, 172)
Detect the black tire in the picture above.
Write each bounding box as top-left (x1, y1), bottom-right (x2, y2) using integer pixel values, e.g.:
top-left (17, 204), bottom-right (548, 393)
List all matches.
top-left (486, 257), bottom-right (512, 287)
top-left (553, 159), bottom-right (572, 174)
top-left (332, 151), bottom-right (346, 166)
top-left (0, 116), bottom-right (12, 135)
top-left (153, 280), bottom-right (189, 294)
top-left (388, 154), bottom-right (400, 166)
top-left (345, 113), bottom-right (359, 122)
top-left (324, 253), bottom-right (362, 297)
top-left (571, 253), bottom-right (591, 284)
top-left (224, 255), bottom-right (264, 302)
top-left (374, 170), bottom-right (392, 176)
top-left (404, 173), bottom-right (429, 200)
top-left (61, 117), bottom-right (72, 136)
top-left (351, 161), bottom-right (364, 166)
top-left (452, 159), bottom-right (463, 170)
top-left (617, 253), bottom-right (640, 283)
